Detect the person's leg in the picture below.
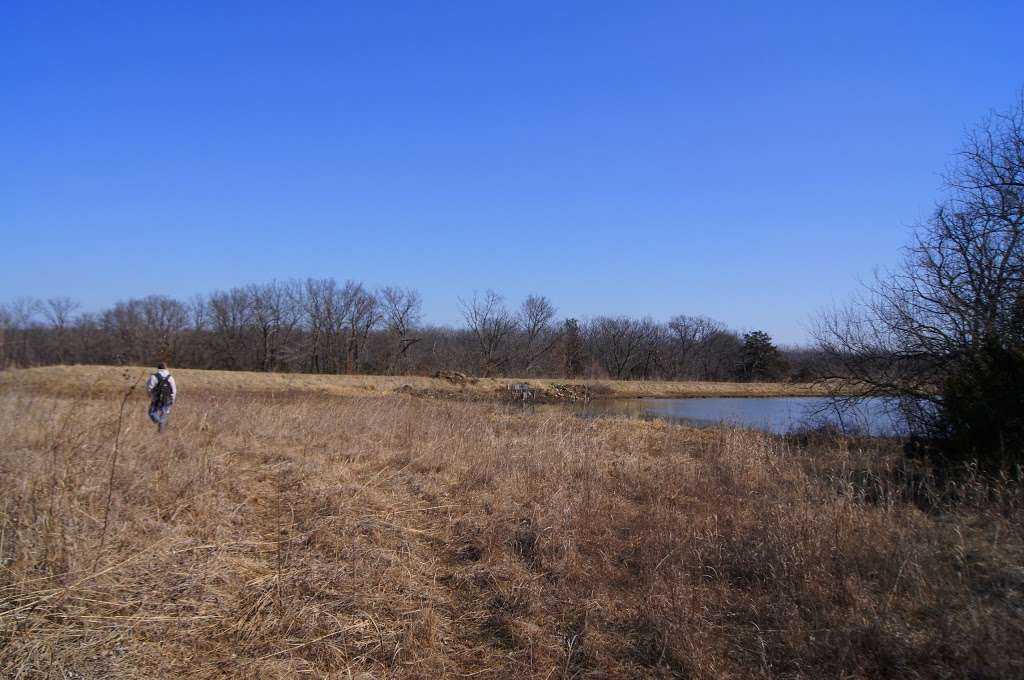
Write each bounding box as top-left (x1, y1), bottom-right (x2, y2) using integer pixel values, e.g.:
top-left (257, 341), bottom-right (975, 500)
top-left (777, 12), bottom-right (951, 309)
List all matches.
top-left (149, 402), bottom-right (161, 425)
top-left (158, 404), bottom-right (172, 433)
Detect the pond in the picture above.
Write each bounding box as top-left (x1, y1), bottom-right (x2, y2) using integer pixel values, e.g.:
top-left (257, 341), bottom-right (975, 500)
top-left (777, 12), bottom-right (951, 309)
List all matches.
top-left (576, 396), bottom-right (906, 436)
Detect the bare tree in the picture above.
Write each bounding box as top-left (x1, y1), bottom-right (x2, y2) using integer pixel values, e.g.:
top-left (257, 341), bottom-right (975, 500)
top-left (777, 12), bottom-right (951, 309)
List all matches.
top-left (0, 304), bottom-right (11, 368)
top-left (141, 296), bottom-right (190, 362)
top-left (379, 287), bottom-right (422, 374)
top-left (298, 279), bottom-right (380, 374)
top-left (815, 93), bottom-right (1024, 465)
top-left (585, 316), bottom-right (654, 379)
top-left (517, 294), bottom-right (558, 375)
top-left (42, 297), bottom-right (79, 330)
top-left (0, 297), bottom-right (41, 367)
top-left (72, 312), bottom-right (106, 365)
top-left (42, 297), bottom-right (80, 363)
top-left (207, 289), bottom-right (254, 369)
top-left (460, 290), bottom-right (516, 376)
top-left (633, 317), bottom-right (666, 379)
top-left (97, 296), bottom-right (188, 364)
top-left (337, 281), bottom-right (379, 373)
top-left (668, 315), bottom-right (724, 378)
top-left (101, 300), bottom-right (145, 364)
top-left (248, 281), bottom-right (304, 371)
top-left (303, 278), bottom-right (334, 373)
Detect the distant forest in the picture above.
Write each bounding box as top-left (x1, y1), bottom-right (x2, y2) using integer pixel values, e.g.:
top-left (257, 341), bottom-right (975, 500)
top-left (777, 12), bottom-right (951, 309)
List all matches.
top-left (0, 283), bottom-right (822, 381)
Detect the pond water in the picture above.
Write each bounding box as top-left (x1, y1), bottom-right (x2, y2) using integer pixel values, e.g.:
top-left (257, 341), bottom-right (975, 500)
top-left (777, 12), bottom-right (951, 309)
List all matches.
top-left (577, 397), bottom-right (906, 436)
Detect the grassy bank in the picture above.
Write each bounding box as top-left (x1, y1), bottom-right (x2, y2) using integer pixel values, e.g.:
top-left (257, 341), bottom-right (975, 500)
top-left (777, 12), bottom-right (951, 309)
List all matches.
top-left (0, 365), bottom-right (836, 400)
top-left (1, 371), bottom-right (1021, 678)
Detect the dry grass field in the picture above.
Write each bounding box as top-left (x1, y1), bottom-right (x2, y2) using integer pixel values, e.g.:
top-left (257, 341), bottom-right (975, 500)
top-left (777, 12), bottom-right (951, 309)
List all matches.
top-left (0, 365), bottom-right (835, 401)
top-left (1, 366), bottom-right (1021, 678)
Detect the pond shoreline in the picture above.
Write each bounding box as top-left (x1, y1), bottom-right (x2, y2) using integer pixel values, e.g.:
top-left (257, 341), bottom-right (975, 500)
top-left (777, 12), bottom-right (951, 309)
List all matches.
top-left (573, 395), bottom-right (905, 437)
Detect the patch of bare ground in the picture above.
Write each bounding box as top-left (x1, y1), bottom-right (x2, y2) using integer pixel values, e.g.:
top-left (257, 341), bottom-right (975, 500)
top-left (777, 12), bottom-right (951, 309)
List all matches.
top-left (0, 372), bottom-right (1021, 678)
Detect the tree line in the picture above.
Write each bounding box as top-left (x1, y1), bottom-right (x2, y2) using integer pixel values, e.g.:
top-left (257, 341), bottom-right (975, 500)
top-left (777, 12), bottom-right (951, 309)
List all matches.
top-left (5, 94), bottom-right (1020, 473)
top-left (0, 284), bottom-right (806, 382)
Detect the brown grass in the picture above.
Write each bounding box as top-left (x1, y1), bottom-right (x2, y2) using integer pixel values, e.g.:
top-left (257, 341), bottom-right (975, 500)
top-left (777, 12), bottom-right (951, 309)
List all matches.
top-left (0, 368), bottom-right (1021, 678)
top-left (0, 365), bottom-right (837, 401)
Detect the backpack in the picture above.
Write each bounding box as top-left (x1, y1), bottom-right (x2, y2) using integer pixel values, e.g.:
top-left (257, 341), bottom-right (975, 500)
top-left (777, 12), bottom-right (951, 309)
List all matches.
top-left (153, 373), bottom-right (174, 407)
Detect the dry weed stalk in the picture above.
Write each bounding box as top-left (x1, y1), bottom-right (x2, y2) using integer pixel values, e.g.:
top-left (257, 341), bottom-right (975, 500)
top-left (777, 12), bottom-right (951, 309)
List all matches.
top-left (95, 372), bottom-right (142, 566)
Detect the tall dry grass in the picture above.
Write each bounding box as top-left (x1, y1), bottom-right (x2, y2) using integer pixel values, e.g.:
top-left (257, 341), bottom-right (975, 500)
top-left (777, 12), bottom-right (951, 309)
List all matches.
top-left (0, 375), bottom-right (1021, 678)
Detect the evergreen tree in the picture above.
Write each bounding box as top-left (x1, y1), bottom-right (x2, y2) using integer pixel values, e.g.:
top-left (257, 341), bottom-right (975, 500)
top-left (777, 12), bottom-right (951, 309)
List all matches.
top-left (563, 318), bottom-right (583, 378)
top-left (738, 330), bottom-right (787, 381)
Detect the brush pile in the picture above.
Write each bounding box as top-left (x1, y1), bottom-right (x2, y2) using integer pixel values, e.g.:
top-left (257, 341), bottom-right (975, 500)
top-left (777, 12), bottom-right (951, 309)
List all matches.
top-left (434, 370), bottom-right (478, 385)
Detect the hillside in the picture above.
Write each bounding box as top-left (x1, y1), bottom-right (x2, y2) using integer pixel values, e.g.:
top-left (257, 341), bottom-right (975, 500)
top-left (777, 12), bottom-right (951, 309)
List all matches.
top-left (0, 364), bottom-right (834, 400)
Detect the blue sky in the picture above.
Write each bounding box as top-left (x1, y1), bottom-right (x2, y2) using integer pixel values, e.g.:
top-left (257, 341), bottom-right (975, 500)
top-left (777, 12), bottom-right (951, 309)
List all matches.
top-left (2, 1), bottom-right (1021, 344)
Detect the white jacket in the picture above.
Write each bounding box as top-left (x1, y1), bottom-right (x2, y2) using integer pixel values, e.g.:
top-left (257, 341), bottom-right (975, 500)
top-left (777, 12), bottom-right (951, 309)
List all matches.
top-left (146, 369), bottom-right (177, 403)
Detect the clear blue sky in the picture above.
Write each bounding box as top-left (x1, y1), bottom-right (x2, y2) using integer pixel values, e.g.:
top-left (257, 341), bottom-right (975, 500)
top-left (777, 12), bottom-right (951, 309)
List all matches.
top-left (2, 1), bottom-right (1021, 344)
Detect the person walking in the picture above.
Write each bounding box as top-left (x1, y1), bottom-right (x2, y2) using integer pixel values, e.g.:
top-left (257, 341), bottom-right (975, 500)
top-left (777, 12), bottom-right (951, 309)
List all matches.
top-left (146, 362), bottom-right (177, 433)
